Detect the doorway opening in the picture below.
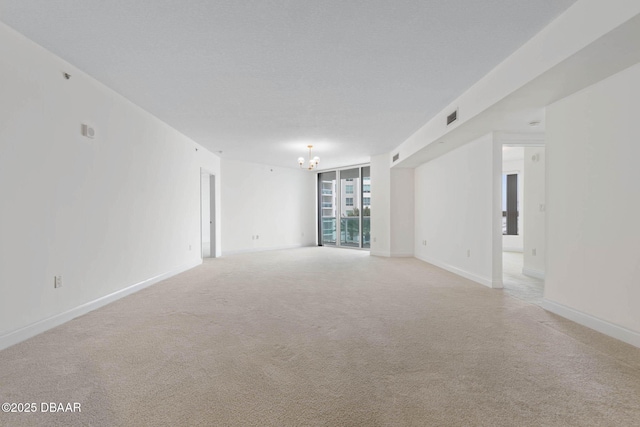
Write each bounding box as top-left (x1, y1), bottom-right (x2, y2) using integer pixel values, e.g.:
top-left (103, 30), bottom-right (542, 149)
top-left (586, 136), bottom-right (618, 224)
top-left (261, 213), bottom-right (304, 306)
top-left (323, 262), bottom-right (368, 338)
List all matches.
top-left (501, 145), bottom-right (545, 305)
top-left (201, 170), bottom-right (216, 258)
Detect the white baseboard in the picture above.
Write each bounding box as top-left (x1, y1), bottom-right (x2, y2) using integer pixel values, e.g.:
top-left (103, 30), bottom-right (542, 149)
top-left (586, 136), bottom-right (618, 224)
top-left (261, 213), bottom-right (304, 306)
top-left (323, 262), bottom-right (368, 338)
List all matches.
top-left (522, 267), bottom-right (545, 280)
top-left (415, 254), bottom-right (499, 288)
top-left (0, 259), bottom-right (202, 352)
top-left (391, 252), bottom-right (414, 258)
top-left (503, 247), bottom-right (523, 253)
top-left (542, 299), bottom-right (640, 349)
top-left (370, 250), bottom-right (391, 257)
top-left (221, 243), bottom-right (314, 257)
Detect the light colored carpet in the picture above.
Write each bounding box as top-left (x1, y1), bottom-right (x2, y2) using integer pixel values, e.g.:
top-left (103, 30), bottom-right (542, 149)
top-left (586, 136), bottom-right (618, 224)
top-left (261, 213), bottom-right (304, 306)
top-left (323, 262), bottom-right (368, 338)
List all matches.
top-left (1, 247), bottom-right (639, 426)
top-left (502, 251), bottom-right (544, 305)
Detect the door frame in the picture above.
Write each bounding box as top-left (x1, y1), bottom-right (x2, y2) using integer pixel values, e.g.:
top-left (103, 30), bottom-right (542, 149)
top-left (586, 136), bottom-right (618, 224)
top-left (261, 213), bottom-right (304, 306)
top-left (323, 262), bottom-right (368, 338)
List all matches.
top-left (200, 168), bottom-right (216, 258)
top-left (494, 132), bottom-right (546, 288)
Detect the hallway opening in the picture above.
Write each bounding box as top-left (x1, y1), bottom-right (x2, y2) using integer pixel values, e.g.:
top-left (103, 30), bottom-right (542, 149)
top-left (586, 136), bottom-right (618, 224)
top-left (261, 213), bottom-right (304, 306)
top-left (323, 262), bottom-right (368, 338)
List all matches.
top-left (501, 143), bottom-right (546, 304)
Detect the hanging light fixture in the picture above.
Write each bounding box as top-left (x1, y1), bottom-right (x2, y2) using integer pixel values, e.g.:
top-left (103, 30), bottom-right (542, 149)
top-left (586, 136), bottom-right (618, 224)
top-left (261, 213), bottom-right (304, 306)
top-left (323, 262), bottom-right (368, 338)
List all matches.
top-left (298, 145), bottom-right (320, 170)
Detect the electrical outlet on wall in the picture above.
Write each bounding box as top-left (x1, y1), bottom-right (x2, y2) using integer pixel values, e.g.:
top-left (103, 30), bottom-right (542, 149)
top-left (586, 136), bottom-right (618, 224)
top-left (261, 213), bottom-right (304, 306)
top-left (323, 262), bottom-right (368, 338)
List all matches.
top-left (467, 249), bottom-right (471, 257)
top-left (532, 248), bottom-right (537, 256)
top-left (54, 276), bottom-right (63, 288)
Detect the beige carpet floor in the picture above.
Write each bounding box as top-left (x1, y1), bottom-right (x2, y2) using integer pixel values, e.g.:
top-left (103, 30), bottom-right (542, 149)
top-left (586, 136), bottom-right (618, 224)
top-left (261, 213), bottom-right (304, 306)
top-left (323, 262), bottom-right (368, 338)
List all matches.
top-left (502, 251), bottom-right (544, 306)
top-left (1, 247), bottom-right (639, 426)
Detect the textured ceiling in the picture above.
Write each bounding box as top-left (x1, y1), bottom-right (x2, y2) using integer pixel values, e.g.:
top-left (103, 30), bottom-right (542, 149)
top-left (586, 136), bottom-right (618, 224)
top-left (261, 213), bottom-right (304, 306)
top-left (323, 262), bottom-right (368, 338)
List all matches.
top-left (0, 0), bottom-right (577, 169)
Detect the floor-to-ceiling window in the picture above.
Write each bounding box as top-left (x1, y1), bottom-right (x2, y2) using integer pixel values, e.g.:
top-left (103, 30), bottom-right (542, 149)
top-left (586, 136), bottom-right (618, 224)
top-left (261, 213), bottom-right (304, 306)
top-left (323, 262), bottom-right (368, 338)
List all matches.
top-left (318, 171), bottom-right (337, 245)
top-left (318, 166), bottom-right (370, 250)
top-left (340, 168), bottom-right (360, 247)
top-left (362, 166), bottom-right (371, 248)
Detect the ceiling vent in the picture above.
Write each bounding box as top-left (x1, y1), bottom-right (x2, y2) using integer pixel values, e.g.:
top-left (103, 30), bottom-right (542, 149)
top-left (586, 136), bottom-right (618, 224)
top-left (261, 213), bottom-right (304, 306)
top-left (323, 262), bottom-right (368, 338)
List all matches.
top-left (446, 109), bottom-right (458, 126)
top-left (392, 153), bottom-right (400, 162)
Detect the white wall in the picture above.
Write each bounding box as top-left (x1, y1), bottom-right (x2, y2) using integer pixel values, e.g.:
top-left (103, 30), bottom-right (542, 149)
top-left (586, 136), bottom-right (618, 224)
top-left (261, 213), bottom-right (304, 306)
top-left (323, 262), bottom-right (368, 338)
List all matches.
top-left (370, 154), bottom-right (413, 257)
top-left (502, 154), bottom-right (525, 252)
top-left (390, 168), bottom-right (414, 257)
top-left (523, 147), bottom-right (545, 278)
top-left (393, 0), bottom-right (640, 167)
top-left (544, 62), bottom-right (640, 342)
top-left (0, 23), bottom-right (220, 347)
top-left (370, 154), bottom-right (392, 257)
top-left (414, 134), bottom-right (501, 288)
top-left (220, 159), bottom-right (316, 254)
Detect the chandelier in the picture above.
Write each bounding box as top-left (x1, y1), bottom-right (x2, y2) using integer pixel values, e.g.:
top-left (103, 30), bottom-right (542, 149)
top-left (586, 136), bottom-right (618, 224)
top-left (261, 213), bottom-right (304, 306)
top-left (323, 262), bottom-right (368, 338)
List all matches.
top-left (298, 145), bottom-right (320, 170)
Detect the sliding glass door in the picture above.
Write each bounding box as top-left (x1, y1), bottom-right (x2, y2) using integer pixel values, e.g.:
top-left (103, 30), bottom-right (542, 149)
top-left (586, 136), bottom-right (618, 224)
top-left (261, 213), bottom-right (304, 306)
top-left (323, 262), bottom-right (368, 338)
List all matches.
top-left (319, 171), bottom-right (337, 245)
top-left (318, 166), bottom-right (370, 249)
top-left (362, 166), bottom-right (371, 248)
top-left (340, 168), bottom-right (360, 247)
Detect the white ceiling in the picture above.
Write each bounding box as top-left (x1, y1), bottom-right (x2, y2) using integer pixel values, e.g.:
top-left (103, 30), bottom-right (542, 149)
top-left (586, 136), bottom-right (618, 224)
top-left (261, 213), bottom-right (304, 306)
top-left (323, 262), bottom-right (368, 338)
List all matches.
top-left (0, 0), bottom-right (577, 169)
